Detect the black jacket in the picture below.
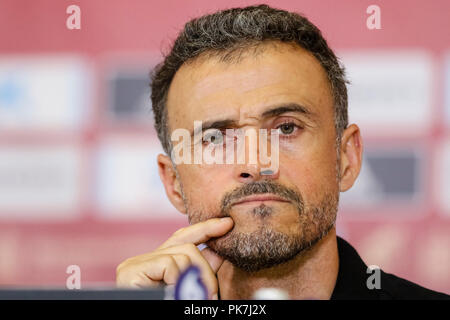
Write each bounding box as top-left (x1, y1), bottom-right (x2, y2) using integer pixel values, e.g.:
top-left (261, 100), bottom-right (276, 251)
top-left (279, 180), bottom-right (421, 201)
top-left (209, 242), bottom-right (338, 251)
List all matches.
top-left (330, 236), bottom-right (449, 300)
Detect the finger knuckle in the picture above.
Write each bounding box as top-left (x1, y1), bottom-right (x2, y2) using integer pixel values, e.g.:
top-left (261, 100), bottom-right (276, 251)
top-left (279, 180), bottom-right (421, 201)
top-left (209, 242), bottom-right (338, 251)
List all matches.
top-left (156, 254), bottom-right (177, 267)
top-left (182, 243), bottom-right (198, 253)
top-left (175, 254), bottom-right (191, 265)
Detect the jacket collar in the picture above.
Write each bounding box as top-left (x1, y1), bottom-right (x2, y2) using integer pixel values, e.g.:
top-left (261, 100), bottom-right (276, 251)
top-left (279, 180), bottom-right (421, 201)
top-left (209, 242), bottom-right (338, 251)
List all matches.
top-left (330, 236), bottom-right (380, 300)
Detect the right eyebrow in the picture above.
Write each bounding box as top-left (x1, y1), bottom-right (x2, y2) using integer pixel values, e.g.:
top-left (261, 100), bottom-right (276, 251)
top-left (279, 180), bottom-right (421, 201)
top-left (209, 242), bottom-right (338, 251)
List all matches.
top-left (192, 119), bottom-right (239, 137)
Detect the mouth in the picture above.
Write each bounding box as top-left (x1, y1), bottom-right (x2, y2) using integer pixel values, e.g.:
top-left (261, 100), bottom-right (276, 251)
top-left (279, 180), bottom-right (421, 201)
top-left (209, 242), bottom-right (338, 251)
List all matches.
top-left (232, 194), bottom-right (290, 206)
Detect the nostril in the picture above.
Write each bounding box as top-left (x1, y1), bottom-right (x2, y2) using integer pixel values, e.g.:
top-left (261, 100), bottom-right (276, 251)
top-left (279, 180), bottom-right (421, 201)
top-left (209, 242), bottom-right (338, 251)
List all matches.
top-left (240, 172), bottom-right (251, 178)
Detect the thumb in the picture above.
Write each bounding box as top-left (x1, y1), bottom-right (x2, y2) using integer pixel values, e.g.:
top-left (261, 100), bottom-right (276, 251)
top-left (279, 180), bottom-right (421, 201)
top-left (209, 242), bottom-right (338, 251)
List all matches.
top-left (201, 247), bottom-right (224, 274)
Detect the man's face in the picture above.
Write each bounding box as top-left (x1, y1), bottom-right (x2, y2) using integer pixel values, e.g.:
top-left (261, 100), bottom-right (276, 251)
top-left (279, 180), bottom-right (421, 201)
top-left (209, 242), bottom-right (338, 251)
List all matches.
top-left (165, 43), bottom-right (341, 272)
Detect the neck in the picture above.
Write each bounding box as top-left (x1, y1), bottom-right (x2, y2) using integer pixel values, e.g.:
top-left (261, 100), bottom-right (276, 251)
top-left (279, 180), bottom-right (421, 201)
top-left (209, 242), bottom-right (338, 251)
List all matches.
top-left (216, 228), bottom-right (339, 300)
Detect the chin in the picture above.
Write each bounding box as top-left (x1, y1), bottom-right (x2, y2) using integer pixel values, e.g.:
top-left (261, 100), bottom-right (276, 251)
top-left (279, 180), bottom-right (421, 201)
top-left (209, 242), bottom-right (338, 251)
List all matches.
top-left (206, 225), bottom-right (306, 273)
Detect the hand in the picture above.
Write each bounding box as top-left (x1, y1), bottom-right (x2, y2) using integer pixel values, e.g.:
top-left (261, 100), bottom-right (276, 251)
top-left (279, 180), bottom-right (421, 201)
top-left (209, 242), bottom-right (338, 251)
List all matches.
top-left (116, 217), bottom-right (234, 299)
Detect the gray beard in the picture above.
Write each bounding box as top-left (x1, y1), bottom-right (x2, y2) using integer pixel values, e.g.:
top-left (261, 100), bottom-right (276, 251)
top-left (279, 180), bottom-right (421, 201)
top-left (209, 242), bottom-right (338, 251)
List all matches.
top-left (186, 181), bottom-right (339, 272)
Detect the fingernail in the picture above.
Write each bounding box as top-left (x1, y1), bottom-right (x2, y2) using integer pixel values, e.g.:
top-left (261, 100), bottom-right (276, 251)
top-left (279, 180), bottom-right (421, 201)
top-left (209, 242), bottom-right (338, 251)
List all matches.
top-left (212, 293), bottom-right (218, 300)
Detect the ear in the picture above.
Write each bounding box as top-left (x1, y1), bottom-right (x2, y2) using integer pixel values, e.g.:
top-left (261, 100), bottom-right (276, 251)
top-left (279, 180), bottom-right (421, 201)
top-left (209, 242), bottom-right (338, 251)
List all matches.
top-left (338, 124), bottom-right (363, 192)
top-left (157, 154), bottom-right (187, 214)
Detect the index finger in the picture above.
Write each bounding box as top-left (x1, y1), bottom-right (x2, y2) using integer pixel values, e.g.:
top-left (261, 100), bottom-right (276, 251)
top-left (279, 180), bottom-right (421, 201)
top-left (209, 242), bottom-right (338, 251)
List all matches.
top-left (159, 217), bottom-right (233, 249)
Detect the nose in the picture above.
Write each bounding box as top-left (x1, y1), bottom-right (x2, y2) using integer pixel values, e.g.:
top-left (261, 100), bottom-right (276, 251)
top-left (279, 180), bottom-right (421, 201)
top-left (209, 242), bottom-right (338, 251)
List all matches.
top-left (235, 163), bottom-right (261, 183)
top-left (236, 166), bottom-right (280, 183)
top-left (232, 127), bottom-right (279, 183)
top-left (235, 164), bottom-right (279, 183)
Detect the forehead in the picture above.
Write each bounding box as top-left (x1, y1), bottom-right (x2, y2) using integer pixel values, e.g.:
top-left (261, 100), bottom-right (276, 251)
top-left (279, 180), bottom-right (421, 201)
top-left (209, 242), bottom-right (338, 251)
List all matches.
top-left (166, 43), bottom-right (334, 131)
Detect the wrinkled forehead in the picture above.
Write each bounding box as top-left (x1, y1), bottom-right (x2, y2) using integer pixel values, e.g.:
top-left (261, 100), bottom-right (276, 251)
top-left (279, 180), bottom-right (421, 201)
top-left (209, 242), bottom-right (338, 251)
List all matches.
top-left (166, 43), bottom-right (334, 134)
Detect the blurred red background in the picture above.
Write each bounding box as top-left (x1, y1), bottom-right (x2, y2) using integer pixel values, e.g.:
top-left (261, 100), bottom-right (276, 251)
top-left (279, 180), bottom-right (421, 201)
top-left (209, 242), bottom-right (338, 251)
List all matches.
top-left (0, 0), bottom-right (449, 294)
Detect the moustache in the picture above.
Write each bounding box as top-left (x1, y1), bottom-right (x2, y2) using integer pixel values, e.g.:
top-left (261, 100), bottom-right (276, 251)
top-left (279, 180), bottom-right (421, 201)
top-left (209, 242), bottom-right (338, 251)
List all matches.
top-left (220, 180), bottom-right (304, 215)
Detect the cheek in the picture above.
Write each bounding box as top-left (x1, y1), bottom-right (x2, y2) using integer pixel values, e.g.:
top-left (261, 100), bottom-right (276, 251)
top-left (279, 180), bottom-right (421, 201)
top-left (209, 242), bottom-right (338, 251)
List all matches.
top-left (178, 165), bottom-right (233, 211)
top-left (279, 146), bottom-right (338, 204)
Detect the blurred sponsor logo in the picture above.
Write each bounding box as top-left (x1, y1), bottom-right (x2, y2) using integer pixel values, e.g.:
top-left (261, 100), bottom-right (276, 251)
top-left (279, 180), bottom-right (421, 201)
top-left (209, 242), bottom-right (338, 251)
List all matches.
top-left (341, 51), bottom-right (433, 136)
top-left (106, 69), bottom-right (152, 124)
top-left (0, 56), bottom-right (90, 131)
top-left (445, 53), bottom-right (450, 125)
top-left (95, 136), bottom-right (178, 219)
top-left (0, 145), bottom-right (82, 219)
top-left (340, 147), bottom-right (424, 211)
top-left (436, 140), bottom-right (450, 216)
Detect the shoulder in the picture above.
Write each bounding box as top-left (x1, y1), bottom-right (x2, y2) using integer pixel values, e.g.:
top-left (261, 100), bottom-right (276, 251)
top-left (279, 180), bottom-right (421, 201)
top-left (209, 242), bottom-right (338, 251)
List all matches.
top-left (378, 270), bottom-right (450, 300)
top-left (334, 236), bottom-right (449, 300)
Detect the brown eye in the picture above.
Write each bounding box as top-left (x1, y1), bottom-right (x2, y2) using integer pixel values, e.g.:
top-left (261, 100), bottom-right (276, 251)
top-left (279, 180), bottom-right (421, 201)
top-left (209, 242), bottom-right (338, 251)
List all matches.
top-left (278, 123), bottom-right (295, 135)
top-left (203, 129), bottom-right (224, 145)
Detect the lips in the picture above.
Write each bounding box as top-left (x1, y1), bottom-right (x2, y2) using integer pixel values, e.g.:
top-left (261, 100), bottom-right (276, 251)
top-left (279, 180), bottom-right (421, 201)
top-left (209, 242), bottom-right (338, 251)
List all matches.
top-left (232, 194), bottom-right (290, 206)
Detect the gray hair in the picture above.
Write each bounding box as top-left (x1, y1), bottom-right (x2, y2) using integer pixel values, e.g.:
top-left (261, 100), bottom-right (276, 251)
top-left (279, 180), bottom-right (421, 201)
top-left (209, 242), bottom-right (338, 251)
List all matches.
top-left (151, 4), bottom-right (349, 154)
